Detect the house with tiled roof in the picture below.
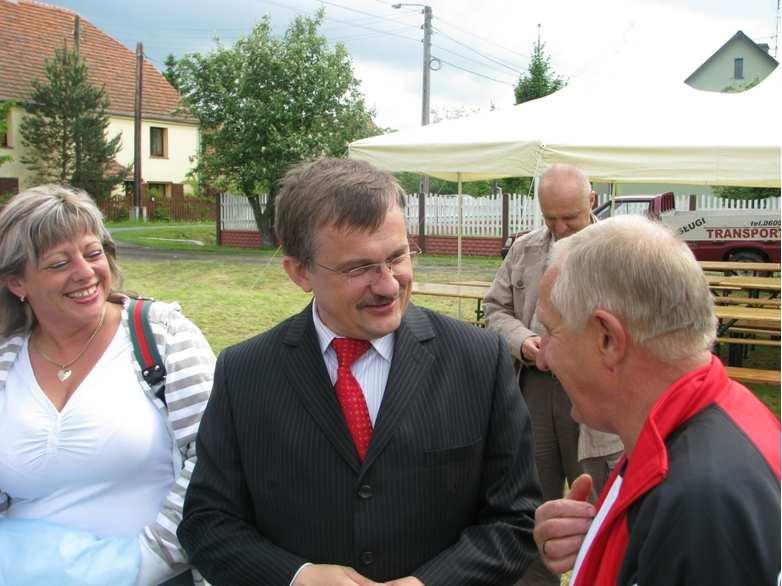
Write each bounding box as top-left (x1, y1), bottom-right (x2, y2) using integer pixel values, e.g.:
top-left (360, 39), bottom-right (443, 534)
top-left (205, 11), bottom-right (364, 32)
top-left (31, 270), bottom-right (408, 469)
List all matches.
top-left (685, 30), bottom-right (778, 92)
top-left (0, 0), bottom-right (199, 200)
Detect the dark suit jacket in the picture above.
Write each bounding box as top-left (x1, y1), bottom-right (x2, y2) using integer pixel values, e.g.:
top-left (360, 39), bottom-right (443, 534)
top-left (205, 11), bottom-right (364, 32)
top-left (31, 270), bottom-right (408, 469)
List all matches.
top-left (179, 303), bottom-right (541, 585)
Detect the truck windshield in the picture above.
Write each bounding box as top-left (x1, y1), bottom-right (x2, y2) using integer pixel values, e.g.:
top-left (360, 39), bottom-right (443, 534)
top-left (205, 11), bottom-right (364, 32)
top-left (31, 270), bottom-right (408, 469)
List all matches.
top-left (594, 201), bottom-right (654, 220)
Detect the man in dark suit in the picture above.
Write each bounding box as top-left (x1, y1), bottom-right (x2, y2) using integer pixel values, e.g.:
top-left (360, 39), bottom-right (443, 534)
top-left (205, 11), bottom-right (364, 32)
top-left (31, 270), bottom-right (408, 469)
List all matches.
top-left (178, 158), bottom-right (541, 585)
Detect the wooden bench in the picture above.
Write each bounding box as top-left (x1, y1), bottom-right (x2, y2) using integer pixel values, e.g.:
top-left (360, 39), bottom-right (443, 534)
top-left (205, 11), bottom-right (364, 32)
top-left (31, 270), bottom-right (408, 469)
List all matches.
top-left (725, 367), bottom-right (781, 385)
top-left (714, 296), bottom-right (781, 308)
top-left (710, 285), bottom-right (742, 294)
top-left (726, 326), bottom-right (780, 336)
top-left (716, 337), bottom-right (781, 347)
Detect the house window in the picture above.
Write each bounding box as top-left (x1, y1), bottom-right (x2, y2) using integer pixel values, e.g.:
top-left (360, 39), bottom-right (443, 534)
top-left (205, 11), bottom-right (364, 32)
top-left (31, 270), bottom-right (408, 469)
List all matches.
top-left (150, 126), bottom-right (168, 158)
top-left (147, 182), bottom-right (169, 198)
top-left (734, 57), bottom-right (744, 79)
top-left (0, 110), bottom-right (9, 148)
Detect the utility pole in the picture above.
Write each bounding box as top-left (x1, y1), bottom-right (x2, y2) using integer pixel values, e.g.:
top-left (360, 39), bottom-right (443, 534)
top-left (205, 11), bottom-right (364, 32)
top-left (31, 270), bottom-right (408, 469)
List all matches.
top-left (133, 42), bottom-right (143, 221)
top-left (393, 3), bottom-right (432, 251)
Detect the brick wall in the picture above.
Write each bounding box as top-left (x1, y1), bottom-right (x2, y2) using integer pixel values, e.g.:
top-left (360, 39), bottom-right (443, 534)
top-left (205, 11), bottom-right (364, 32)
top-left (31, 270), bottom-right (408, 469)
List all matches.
top-left (220, 229), bottom-right (503, 257)
top-left (220, 229), bottom-right (263, 248)
top-left (410, 235), bottom-right (503, 257)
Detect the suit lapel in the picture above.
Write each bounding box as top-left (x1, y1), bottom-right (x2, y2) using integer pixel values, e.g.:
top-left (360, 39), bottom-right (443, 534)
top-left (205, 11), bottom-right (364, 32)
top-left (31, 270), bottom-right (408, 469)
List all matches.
top-left (283, 304), bottom-right (361, 473)
top-left (363, 304), bottom-right (435, 471)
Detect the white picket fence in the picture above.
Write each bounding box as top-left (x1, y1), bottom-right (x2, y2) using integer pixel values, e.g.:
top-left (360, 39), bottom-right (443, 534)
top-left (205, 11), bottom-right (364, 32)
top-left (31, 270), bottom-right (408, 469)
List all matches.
top-left (220, 193), bottom-right (267, 230)
top-left (406, 192), bottom-right (781, 237)
top-left (220, 192), bottom-right (780, 236)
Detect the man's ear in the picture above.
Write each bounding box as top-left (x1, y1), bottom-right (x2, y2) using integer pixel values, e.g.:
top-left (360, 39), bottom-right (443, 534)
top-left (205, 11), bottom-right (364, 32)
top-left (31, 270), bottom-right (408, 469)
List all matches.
top-left (591, 309), bottom-right (626, 370)
top-left (282, 256), bottom-right (313, 293)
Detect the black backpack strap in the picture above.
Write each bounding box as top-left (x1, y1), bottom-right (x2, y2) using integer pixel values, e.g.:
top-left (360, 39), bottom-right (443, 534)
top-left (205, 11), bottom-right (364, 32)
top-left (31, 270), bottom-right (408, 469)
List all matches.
top-left (128, 297), bottom-right (167, 404)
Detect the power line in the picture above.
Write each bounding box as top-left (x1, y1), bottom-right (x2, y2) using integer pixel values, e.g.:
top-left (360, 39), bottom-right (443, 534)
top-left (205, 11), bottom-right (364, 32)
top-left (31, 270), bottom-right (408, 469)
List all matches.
top-left (335, 25), bottom-right (422, 43)
top-left (435, 57), bottom-right (516, 86)
top-left (432, 43), bottom-right (517, 79)
top-left (433, 27), bottom-right (524, 75)
top-left (259, 0), bottom-right (422, 43)
top-left (321, 9), bottom-right (420, 34)
top-left (317, 0), bottom-right (418, 23)
top-left (435, 15), bottom-right (530, 61)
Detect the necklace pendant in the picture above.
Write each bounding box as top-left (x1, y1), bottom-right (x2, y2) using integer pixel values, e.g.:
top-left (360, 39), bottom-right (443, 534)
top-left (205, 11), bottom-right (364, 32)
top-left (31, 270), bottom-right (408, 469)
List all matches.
top-left (57, 368), bottom-right (72, 382)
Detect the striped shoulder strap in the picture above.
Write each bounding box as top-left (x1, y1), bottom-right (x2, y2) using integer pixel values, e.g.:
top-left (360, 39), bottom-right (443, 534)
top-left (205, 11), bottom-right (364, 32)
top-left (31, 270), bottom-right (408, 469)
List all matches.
top-left (128, 298), bottom-right (167, 402)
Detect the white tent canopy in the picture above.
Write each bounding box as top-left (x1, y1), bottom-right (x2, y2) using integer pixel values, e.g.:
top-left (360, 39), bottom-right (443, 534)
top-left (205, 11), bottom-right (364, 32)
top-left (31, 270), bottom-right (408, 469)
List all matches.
top-left (350, 66), bottom-right (781, 188)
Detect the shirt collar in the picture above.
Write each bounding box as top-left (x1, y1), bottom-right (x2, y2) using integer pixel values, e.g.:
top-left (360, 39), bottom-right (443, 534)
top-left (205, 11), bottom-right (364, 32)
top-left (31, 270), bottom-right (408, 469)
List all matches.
top-left (311, 301), bottom-right (394, 363)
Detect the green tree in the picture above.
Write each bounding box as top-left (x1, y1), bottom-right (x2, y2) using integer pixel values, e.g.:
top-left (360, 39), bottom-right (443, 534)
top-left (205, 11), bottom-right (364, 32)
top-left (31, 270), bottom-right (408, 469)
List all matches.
top-left (20, 46), bottom-right (126, 200)
top-left (395, 172), bottom-right (531, 198)
top-left (163, 53), bottom-right (180, 90)
top-left (172, 11), bottom-right (377, 244)
top-left (713, 185), bottom-right (780, 200)
top-left (0, 100), bottom-right (12, 167)
top-left (514, 36), bottom-right (565, 104)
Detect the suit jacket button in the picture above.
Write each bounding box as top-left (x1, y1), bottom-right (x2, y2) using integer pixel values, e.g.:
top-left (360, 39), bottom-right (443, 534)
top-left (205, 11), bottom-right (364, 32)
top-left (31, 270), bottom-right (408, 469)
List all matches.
top-left (360, 551), bottom-right (374, 566)
top-left (357, 484), bottom-right (373, 499)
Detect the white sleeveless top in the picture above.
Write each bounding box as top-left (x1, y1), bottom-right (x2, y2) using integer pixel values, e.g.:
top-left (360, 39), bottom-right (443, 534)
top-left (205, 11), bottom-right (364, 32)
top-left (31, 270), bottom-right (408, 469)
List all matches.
top-left (0, 326), bottom-right (174, 537)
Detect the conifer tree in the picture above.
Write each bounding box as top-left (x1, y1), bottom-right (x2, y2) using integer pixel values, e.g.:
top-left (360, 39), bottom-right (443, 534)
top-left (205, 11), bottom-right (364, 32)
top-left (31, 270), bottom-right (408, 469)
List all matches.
top-left (514, 33), bottom-right (565, 104)
top-left (20, 46), bottom-right (126, 200)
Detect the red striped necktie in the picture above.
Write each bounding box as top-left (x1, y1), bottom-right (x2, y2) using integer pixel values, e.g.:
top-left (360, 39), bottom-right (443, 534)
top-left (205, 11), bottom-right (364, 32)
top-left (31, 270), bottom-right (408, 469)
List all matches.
top-left (332, 337), bottom-right (373, 461)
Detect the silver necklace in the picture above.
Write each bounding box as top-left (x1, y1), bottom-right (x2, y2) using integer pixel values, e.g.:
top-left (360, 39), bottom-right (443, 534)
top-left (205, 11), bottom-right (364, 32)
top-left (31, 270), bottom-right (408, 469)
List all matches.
top-left (32, 307), bottom-right (107, 382)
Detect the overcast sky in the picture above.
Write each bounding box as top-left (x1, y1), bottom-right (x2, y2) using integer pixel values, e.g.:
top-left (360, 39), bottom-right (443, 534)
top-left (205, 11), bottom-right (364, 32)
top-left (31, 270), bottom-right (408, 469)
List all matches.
top-left (54, 0), bottom-right (779, 131)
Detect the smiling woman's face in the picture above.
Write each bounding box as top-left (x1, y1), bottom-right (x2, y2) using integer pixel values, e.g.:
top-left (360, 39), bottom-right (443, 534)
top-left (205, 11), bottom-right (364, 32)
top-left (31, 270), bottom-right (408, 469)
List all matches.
top-left (8, 232), bottom-right (111, 332)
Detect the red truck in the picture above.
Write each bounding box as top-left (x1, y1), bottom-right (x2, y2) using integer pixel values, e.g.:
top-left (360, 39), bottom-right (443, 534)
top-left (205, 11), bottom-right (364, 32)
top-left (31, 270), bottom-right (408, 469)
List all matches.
top-left (593, 193), bottom-right (780, 263)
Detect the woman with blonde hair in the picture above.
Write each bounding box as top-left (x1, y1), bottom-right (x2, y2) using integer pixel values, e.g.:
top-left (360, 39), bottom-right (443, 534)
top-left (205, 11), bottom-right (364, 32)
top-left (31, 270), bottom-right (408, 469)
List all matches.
top-left (0, 185), bottom-right (215, 585)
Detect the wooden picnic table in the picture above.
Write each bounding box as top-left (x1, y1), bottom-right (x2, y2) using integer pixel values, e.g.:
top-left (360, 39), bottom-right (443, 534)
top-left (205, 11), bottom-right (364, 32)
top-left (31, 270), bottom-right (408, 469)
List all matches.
top-left (713, 304), bottom-right (780, 366)
top-left (412, 282), bottom-right (490, 321)
top-left (713, 296), bottom-right (781, 308)
top-left (699, 260), bottom-right (780, 274)
top-left (447, 280), bottom-right (492, 287)
top-left (713, 304), bottom-right (780, 326)
top-left (706, 275), bottom-right (781, 294)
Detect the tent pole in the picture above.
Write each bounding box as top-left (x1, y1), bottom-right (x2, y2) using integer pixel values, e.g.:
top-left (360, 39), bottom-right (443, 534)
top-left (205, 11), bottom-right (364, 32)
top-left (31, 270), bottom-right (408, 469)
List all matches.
top-left (457, 174), bottom-right (463, 320)
top-left (610, 181), bottom-right (616, 214)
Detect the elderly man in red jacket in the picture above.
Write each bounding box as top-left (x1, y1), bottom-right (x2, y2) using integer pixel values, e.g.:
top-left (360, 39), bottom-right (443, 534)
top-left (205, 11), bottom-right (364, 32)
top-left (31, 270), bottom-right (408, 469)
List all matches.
top-left (532, 214), bottom-right (780, 586)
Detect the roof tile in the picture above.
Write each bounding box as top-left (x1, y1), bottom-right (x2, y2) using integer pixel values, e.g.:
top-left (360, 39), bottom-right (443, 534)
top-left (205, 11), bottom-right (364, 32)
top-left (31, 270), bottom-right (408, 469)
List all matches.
top-left (0, 0), bottom-right (194, 122)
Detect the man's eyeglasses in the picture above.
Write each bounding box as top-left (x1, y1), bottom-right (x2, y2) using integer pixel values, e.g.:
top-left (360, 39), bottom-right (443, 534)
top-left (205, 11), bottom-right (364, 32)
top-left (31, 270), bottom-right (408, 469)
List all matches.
top-left (313, 248), bottom-right (422, 285)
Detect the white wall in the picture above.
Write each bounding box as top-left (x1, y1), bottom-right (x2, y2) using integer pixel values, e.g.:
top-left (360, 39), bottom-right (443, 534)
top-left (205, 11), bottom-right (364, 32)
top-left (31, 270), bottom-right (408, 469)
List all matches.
top-left (0, 105), bottom-right (199, 191)
top-left (111, 115), bottom-right (199, 185)
top-left (0, 105), bottom-right (31, 187)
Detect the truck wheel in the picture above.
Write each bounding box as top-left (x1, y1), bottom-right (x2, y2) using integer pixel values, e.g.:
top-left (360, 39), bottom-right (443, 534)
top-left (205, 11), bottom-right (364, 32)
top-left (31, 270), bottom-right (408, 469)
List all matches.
top-left (727, 250), bottom-right (766, 264)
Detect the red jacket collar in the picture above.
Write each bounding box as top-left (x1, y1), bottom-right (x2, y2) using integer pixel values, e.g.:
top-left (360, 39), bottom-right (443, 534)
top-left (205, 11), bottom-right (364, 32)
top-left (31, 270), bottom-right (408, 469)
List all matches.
top-left (574, 356), bottom-right (727, 585)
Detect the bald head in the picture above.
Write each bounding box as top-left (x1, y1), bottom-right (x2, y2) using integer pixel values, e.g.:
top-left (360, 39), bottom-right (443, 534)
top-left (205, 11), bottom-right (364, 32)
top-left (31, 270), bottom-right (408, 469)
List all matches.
top-left (538, 164), bottom-right (595, 240)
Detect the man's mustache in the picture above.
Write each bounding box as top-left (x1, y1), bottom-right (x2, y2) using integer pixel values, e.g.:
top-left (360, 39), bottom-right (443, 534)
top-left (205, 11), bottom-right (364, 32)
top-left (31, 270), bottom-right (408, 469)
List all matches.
top-left (357, 291), bottom-right (403, 309)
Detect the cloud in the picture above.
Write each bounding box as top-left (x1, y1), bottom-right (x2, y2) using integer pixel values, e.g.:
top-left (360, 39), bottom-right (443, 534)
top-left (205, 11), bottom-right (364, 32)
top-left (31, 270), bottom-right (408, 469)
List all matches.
top-left (56, 0), bottom-right (777, 132)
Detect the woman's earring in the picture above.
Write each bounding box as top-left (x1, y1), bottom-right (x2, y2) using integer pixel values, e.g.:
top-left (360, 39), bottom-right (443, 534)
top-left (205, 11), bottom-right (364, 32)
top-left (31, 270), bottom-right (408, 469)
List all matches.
top-left (19, 296), bottom-right (25, 303)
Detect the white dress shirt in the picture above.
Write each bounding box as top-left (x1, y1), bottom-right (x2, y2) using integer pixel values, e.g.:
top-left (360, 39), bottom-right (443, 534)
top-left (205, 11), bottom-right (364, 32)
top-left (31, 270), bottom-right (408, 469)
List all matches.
top-left (311, 302), bottom-right (394, 426)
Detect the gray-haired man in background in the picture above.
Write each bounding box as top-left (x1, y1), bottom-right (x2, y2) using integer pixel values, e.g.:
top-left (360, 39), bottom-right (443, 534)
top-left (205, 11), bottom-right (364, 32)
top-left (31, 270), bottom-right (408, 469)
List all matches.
top-left (483, 164), bottom-right (623, 585)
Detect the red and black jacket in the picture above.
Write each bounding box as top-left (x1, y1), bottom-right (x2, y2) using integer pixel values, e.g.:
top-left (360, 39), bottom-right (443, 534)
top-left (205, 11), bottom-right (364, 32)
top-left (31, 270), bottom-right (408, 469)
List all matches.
top-left (573, 356), bottom-right (780, 586)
